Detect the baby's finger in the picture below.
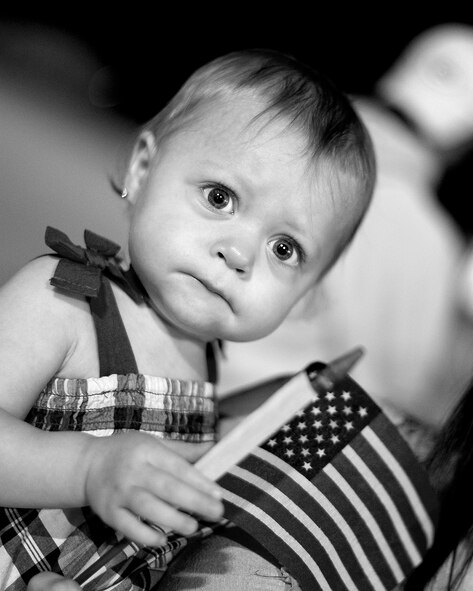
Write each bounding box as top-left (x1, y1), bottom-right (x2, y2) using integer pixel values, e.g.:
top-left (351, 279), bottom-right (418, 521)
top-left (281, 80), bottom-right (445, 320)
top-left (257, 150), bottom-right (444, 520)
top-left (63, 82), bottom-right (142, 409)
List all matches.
top-left (144, 471), bottom-right (224, 522)
top-left (113, 508), bottom-right (169, 547)
top-left (128, 490), bottom-right (199, 535)
top-left (149, 451), bottom-right (223, 499)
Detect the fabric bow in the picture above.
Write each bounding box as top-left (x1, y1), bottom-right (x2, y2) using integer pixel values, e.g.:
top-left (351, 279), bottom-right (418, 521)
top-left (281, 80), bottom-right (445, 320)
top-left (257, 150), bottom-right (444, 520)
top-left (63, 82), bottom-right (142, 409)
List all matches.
top-left (45, 226), bottom-right (147, 303)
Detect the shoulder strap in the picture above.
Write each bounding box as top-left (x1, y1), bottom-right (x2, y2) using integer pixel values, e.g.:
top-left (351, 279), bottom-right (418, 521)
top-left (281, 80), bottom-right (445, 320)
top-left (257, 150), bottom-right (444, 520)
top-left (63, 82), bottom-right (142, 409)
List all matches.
top-left (43, 227), bottom-right (140, 376)
top-left (91, 285), bottom-right (217, 380)
top-left (206, 341), bottom-right (218, 384)
top-left (89, 277), bottom-right (139, 376)
top-left (44, 227), bottom-right (217, 379)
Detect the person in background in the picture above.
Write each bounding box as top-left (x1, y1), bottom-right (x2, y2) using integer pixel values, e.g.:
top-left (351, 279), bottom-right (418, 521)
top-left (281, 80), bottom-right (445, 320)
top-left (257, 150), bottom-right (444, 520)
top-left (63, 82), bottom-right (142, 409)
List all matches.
top-left (218, 23), bottom-right (473, 435)
top-left (411, 115), bottom-right (473, 591)
top-left (402, 357), bottom-right (473, 589)
top-left (0, 48), bottom-right (376, 590)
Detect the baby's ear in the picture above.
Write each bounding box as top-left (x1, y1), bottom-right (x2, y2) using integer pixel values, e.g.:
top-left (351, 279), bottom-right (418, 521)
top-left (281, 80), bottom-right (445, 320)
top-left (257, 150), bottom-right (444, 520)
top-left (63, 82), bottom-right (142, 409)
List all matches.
top-left (124, 131), bottom-right (157, 203)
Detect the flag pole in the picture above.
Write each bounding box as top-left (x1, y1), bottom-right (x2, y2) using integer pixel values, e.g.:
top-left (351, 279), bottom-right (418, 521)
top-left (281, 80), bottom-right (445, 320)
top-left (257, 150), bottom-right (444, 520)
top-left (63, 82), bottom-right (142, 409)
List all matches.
top-left (197, 346), bottom-right (364, 480)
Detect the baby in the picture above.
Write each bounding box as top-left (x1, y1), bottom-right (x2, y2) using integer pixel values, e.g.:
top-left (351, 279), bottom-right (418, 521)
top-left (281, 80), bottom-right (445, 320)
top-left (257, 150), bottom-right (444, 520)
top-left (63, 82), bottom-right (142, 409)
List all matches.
top-left (0, 48), bottom-right (375, 590)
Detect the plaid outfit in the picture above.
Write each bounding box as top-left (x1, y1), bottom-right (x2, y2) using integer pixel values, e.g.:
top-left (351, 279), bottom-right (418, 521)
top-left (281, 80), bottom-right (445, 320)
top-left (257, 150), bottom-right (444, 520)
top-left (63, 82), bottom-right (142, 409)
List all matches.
top-left (0, 228), bottom-right (221, 590)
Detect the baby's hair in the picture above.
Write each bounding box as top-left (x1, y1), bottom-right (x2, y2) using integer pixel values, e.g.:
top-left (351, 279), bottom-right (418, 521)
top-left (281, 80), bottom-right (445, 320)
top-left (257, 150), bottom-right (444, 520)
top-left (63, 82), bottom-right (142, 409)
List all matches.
top-left (115, 48), bottom-right (375, 264)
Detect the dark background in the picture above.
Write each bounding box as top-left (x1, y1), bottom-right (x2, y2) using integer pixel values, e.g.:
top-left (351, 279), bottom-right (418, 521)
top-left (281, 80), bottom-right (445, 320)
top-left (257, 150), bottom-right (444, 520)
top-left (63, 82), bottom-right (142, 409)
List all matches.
top-left (1, 6), bottom-right (473, 234)
top-left (1, 7), bottom-right (473, 122)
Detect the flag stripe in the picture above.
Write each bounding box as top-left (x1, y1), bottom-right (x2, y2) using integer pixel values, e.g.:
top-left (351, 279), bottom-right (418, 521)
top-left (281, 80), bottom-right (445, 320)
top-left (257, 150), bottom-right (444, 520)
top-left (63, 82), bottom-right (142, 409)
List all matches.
top-left (222, 484), bottom-right (333, 591)
top-left (363, 424), bottom-right (435, 545)
top-left (251, 450), bottom-right (384, 589)
top-left (351, 422), bottom-right (433, 555)
top-left (343, 445), bottom-right (422, 564)
top-left (323, 461), bottom-right (406, 582)
top-left (233, 451), bottom-right (388, 590)
top-left (329, 422), bottom-right (428, 580)
top-left (333, 439), bottom-right (414, 574)
top-left (225, 452), bottom-right (404, 590)
top-left (265, 440), bottom-right (405, 589)
top-left (311, 468), bottom-right (398, 589)
top-left (349, 428), bottom-right (423, 539)
top-left (245, 448), bottom-right (393, 589)
top-left (229, 467), bottom-right (363, 590)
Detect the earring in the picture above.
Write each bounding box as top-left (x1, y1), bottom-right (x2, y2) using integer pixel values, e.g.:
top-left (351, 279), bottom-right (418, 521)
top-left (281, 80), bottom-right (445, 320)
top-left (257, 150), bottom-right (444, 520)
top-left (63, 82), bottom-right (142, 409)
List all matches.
top-left (120, 187), bottom-right (128, 199)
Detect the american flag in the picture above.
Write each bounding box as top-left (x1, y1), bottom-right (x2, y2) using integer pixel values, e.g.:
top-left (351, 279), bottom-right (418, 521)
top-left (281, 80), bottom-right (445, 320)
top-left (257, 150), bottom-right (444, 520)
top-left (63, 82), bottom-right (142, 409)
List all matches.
top-left (217, 363), bottom-right (439, 591)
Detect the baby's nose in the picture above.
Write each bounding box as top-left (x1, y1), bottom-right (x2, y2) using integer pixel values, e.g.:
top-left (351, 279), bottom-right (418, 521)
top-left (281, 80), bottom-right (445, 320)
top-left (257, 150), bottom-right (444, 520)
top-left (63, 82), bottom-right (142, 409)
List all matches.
top-left (216, 244), bottom-right (252, 274)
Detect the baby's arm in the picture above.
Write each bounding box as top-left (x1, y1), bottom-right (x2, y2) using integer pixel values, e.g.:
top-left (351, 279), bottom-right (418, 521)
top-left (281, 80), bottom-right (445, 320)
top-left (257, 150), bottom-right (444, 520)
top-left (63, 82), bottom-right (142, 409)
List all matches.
top-left (0, 257), bottom-right (223, 546)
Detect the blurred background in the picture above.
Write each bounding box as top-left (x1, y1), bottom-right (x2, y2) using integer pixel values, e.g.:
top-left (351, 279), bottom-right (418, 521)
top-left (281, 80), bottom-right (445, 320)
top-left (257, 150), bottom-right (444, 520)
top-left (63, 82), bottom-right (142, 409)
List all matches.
top-left (1, 7), bottom-right (473, 284)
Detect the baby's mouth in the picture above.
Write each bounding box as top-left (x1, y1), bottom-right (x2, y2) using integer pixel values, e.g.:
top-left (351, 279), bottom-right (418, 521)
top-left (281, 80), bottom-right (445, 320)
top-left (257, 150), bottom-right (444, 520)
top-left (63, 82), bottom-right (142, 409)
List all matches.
top-left (195, 277), bottom-right (233, 311)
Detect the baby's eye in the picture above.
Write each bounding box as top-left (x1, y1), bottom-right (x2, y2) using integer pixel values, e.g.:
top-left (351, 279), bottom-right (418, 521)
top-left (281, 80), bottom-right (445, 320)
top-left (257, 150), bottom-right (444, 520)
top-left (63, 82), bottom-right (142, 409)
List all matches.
top-left (202, 186), bottom-right (235, 214)
top-left (269, 237), bottom-right (301, 267)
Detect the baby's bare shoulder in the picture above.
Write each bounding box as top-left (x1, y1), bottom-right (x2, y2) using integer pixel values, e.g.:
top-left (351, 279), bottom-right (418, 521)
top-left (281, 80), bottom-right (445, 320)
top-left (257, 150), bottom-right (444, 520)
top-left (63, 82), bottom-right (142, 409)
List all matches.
top-left (0, 255), bottom-right (97, 396)
top-left (0, 255), bottom-right (89, 324)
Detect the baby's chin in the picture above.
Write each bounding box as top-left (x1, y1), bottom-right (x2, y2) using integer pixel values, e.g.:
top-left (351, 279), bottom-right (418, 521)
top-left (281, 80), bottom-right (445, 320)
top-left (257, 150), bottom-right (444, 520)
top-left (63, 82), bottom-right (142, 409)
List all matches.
top-left (219, 323), bottom-right (282, 344)
top-left (178, 321), bottom-right (268, 345)
top-left (164, 310), bottom-right (234, 343)
top-left (159, 295), bottom-right (280, 343)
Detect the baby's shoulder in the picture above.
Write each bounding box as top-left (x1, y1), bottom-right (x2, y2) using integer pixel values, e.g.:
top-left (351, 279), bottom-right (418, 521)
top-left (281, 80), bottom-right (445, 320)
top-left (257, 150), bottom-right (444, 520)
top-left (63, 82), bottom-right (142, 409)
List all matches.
top-left (0, 255), bottom-right (97, 386)
top-left (1, 254), bottom-right (55, 292)
top-left (0, 255), bottom-right (89, 316)
top-left (2, 254), bottom-right (58, 292)
top-left (14, 253), bottom-right (58, 276)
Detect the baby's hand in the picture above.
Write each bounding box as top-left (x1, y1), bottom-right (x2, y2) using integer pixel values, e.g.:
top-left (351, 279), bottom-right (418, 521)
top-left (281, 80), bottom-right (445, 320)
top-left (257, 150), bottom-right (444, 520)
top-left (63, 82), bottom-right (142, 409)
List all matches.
top-left (83, 431), bottom-right (224, 547)
top-left (27, 572), bottom-right (81, 590)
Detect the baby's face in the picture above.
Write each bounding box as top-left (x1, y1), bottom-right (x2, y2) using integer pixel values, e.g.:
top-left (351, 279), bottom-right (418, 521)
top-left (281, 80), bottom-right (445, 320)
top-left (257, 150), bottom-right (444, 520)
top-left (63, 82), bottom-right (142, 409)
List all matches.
top-left (128, 96), bottom-right (348, 343)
